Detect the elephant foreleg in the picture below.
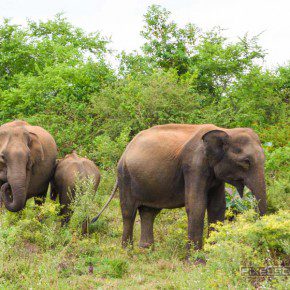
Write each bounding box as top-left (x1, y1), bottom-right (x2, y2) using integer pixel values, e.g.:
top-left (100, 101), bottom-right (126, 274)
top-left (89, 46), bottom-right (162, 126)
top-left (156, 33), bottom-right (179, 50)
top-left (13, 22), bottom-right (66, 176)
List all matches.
top-left (207, 182), bottom-right (226, 234)
top-left (34, 188), bottom-right (48, 206)
top-left (138, 206), bottom-right (160, 248)
top-left (34, 184), bottom-right (49, 206)
top-left (34, 195), bottom-right (46, 206)
top-left (184, 170), bottom-right (208, 255)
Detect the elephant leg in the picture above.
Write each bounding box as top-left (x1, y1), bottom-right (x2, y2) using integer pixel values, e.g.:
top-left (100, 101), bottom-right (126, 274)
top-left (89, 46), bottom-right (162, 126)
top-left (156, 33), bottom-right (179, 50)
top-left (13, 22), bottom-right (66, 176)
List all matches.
top-left (207, 182), bottom-right (226, 234)
top-left (138, 206), bottom-right (160, 248)
top-left (60, 203), bottom-right (71, 226)
top-left (34, 186), bottom-right (48, 206)
top-left (0, 181), bottom-right (3, 207)
top-left (184, 170), bottom-right (208, 255)
top-left (119, 176), bottom-right (137, 248)
top-left (34, 195), bottom-right (46, 206)
top-left (121, 205), bottom-right (137, 248)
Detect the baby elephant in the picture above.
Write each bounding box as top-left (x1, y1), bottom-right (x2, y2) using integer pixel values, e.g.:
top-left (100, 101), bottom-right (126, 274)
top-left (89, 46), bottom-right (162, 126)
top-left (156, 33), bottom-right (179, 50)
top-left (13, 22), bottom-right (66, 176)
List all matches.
top-left (51, 151), bottom-right (101, 234)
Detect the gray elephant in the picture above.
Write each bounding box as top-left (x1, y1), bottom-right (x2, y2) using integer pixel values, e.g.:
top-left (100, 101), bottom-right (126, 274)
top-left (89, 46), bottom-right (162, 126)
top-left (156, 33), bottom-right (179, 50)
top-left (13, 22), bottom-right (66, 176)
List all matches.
top-left (0, 120), bottom-right (57, 211)
top-left (50, 151), bottom-right (101, 234)
top-left (92, 124), bottom-right (267, 261)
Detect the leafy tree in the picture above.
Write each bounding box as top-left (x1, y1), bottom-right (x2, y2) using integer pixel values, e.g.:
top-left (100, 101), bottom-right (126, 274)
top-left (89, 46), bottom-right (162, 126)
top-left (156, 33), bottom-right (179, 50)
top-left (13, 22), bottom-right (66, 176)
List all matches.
top-left (139, 5), bottom-right (265, 99)
top-left (0, 14), bottom-right (109, 90)
top-left (90, 69), bottom-right (201, 138)
top-left (141, 5), bottom-right (197, 75)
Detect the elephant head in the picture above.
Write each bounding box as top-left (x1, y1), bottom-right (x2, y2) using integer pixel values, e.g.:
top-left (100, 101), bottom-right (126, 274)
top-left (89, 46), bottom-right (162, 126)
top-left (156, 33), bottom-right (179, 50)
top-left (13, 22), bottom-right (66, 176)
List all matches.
top-left (202, 129), bottom-right (267, 215)
top-left (0, 126), bottom-right (44, 212)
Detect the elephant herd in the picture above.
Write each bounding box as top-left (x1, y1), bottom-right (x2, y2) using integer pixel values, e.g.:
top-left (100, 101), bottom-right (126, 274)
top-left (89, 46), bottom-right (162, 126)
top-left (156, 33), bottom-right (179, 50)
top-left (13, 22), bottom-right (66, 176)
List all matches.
top-left (0, 120), bottom-right (267, 262)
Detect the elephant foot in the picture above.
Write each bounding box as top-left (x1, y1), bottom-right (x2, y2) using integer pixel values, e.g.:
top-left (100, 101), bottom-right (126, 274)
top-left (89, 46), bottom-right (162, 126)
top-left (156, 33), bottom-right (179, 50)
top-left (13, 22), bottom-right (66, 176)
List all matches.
top-left (139, 241), bottom-right (154, 248)
top-left (193, 258), bottom-right (206, 266)
top-left (184, 256), bottom-right (206, 266)
top-left (122, 240), bottom-right (134, 249)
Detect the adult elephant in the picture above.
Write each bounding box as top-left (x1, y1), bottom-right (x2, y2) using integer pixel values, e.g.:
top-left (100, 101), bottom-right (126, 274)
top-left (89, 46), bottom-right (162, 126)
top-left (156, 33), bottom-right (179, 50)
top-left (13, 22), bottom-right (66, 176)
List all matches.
top-left (0, 120), bottom-right (57, 212)
top-left (93, 124), bottom-right (267, 258)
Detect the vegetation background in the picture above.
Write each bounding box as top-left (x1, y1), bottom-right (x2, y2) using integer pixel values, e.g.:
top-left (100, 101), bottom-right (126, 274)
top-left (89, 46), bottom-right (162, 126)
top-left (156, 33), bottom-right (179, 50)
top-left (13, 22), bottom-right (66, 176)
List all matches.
top-left (0, 5), bottom-right (289, 289)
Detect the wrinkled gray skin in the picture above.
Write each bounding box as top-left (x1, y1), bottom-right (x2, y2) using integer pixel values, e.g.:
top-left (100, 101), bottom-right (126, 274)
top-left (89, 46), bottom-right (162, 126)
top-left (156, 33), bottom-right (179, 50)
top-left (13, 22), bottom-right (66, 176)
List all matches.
top-left (0, 120), bottom-right (57, 211)
top-left (51, 152), bottom-right (101, 234)
top-left (118, 124), bottom-right (267, 257)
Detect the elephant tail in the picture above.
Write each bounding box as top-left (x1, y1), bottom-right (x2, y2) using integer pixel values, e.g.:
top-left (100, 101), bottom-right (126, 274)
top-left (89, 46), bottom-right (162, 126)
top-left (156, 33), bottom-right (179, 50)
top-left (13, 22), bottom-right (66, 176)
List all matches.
top-left (91, 180), bottom-right (118, 223)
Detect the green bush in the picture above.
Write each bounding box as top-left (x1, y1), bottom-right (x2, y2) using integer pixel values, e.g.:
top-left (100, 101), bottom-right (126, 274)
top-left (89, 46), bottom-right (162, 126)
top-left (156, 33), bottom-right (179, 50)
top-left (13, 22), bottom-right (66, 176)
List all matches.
top-left (68, 177), bottom-right (108, 234)
top-left (202, 210), bottom-right (290, 288)
top-left (207, 210), bottom-right (290, 257)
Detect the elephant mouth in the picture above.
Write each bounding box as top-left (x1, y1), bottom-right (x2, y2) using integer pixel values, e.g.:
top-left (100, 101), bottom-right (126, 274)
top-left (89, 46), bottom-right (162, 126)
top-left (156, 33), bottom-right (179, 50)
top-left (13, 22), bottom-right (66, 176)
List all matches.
top-left (0, 182), bottom-right (12, 202)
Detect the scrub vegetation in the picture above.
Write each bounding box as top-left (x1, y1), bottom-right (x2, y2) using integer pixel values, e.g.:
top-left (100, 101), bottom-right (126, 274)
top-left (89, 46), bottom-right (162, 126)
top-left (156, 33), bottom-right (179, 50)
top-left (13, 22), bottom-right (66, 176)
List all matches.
top-left (0, 5), bottom-right (289, 289)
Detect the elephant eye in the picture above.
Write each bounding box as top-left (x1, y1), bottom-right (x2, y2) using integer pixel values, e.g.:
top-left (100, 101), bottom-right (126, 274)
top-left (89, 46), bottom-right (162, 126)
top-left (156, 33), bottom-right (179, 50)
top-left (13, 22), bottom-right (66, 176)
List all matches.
top-left (237, 157), bottom-right (250, 170)
top-left (0, 153), bottom-right (6, 163)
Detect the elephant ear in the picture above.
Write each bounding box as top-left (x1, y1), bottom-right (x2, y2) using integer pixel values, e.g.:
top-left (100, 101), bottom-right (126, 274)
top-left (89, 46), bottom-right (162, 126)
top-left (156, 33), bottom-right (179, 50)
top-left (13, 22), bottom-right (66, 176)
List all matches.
top-left (202, 130), bottom-right (229, 166)
top-left (28, 132), bottom-right (44, 166)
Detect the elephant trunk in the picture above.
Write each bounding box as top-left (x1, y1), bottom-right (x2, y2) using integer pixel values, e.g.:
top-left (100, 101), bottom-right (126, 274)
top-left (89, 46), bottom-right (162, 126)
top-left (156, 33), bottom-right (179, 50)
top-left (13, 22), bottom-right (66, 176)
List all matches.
top-left (2, 164), bottom-right (28, 212)
top-left (245, 169), bottom-right (267, 216)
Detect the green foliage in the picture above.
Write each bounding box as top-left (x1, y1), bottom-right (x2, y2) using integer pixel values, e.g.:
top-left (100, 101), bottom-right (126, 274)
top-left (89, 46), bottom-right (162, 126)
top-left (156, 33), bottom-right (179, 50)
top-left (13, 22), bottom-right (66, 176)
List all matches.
top-left (68, 177), bottom-right (102, 234)
top-left (266, 145), bottom-right (290, 172)
top-left (91, 69), bottom-right (202, 137)
top-left (0, 199), bottom-right (70, 250)
top-left (225, 187), bottom-right (257, 214)
top-left (166, 210), bottom-right (290, 289)
top-left (207, 210), bottom-right (290, 259)
top-left (0, 5), bottom-right (289, 288)
top-left (201, 210), bottom-right (290, 289)
top-left (139, 4), bottom-right (265, 100)
top-left (141, 5), bottom-right (196, 75)
top-left (0, 14), bottom-right (109, 90)
top-left (264, 143), bottom-right (290, 212)
top-left (95, 258), bottom-right (128, 278)
top-left (267, 174), bottom-right (290, 213)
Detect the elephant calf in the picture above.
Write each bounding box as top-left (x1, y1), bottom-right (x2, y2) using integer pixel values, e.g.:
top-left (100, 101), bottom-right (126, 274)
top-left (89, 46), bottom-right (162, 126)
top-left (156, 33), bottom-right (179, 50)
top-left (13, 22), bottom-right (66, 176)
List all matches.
top-left (51, 151), bottom-right (101, 234)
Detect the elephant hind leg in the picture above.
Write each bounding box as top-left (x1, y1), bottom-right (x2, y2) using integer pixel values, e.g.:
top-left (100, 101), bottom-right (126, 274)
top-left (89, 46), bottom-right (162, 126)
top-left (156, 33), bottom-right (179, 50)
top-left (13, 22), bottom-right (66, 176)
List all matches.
top-left (138, 206), bottom-right (160, 248)
top-left (121, 204), bottom-right (137, 248)
top-left (119, 178), bottom-right (138, 248)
